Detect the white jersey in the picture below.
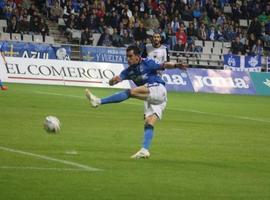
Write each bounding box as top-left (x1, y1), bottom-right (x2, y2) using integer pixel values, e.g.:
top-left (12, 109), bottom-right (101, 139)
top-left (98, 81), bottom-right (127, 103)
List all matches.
top-left (145, 44), bottom-right (169, 63)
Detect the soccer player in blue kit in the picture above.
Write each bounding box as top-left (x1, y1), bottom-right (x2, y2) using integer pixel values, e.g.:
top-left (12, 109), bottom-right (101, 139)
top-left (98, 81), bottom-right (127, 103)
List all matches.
top-left (86, 45), bottom-right (187, 159)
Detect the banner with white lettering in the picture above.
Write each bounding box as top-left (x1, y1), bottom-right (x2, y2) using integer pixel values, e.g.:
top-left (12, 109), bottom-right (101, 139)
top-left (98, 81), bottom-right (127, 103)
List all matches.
top-left (188, 68), bottom-right (256, 95)
top-left (162, 69), bottom-right (194, 92)
top-left (81, 46), bottom-right (127, 63)
top-left (0, 41), bottom-right (71, 60)
top-left (0, 57), bottom-right (130, 89)
top-left (224, 54), bottom-right (261, 72)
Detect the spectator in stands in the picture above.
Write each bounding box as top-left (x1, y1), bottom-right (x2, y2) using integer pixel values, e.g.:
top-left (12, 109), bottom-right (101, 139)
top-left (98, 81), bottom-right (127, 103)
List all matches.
top-left (18, 15), bottom-right (29, 34)
top-left (224, 24), bottom-right (237, 42)
top-left (3, 2), bottom-right (13, 20)
top-left (159, 15), bottom-right (170, 30)
top-left (216, 11), bottom-right (226, 27)
top-left (248, 17), bottom-right (262, 39)
top-left (39, 18), bottom-right (49, 38)
top-left (146, 14), bottom-right (159, 32)
top-left (120, 29), bottom-right (134, 47)
top-left (65, 14), bottom-right (79, 41)
top-left (208, 25), bottom-right (217, 41)
top-left (50, 0), bottom-right (63, 22)
top-left (133, 22), bottom-right (147, 44)
top-left (86, 13), bottom-right (97, 31)
top-left (187, 22), bottom-right (197, 41)
top-left (12, 7), bottom-right (20, 20)
top-left (170, 16), bottom-right (180, 33)
top-left (251, 39), bottom-right (264, 56)
top-left (176, 24), bottom-right (187, 49)
top-left (119, 9), bottom-right (130, 29)
top-left (77, 13), bottom-right (87, 30)
top-left (192, 3), bottom-right (202, 20)
top-left (240, 1), bottom-right (249, 19)
top-left (231, 36), bottom-right (244, 55)
top-left (247, 33), bottom-right (257, 54)
top-left (232, 3), bottom-right (242, 22)
top-left (97, 27), bottom-right (112, 46)
top-left (81, 27), bottom-right (93, 45)
top-left (29, 15), bottom-right (40, 34)
top-left (6, 15), bottom-right (19, 33)
top-left (201, 10), bottom-right (211, 26)
top-left (206, 0), bottom-right (218, 20)
top-left (112, 28), bottom-right (122, 47)
top-left (97, 17), bottom-right (106, 33)
top-left (197, 23), bottom-right (208, 41)
top-left (21, 0), bottom-right (31, 10)
top-left (174, 38), bottom-right (185, 52)
top-left (28, 4), bottom-right (37, 16)
top-left (182, 4), bottom-right (193, 21)
top-left (63, 0), bottom-right (74, 18)
top-left (108, 10), bottom-right (119, 29)
top-left (216, 26), bottom-right (225, 42)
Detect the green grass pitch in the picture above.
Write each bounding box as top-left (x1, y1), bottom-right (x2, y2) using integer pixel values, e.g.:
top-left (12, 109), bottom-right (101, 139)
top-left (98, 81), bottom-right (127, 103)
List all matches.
top-left (0, 83), bottom-right (270, 200)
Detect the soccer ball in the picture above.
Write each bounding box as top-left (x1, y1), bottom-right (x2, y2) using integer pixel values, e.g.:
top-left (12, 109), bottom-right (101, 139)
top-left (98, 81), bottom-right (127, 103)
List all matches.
top-left (44, 116), bottom-right (61, 133)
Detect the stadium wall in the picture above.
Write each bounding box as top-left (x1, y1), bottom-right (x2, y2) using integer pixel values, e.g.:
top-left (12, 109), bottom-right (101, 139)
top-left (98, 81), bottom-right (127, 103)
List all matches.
top-left (0, 57), bottom-right (269, 96)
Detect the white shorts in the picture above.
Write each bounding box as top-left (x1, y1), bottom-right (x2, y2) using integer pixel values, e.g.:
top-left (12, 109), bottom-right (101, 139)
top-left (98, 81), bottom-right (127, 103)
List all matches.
top-left (144, 83), bottom-right (167, 120)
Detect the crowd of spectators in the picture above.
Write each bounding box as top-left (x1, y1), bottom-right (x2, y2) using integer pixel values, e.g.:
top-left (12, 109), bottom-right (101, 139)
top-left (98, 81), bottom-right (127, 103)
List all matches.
top-left (0, 0), bottom-right (270, 56)
top-left (0, 0), bottom-right (49, 40)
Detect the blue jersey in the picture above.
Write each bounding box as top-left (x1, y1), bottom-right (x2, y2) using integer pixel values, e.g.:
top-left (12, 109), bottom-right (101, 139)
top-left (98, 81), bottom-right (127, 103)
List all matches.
top-left (119, 58), bottom-right (165, 86)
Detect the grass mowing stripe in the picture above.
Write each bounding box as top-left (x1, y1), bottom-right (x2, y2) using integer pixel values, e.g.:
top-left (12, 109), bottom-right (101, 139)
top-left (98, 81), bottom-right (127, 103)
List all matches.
top-left (0, 146), bottom-right (102, 172)
top-left (35, 91), bottom-right (270, 123)
top-left (0, 166), bottom-right (90, 172)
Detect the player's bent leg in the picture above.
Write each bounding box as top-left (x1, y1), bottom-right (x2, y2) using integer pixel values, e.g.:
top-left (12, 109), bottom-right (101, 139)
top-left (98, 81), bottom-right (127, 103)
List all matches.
top-left (130, 86), bottom-right (150, 101)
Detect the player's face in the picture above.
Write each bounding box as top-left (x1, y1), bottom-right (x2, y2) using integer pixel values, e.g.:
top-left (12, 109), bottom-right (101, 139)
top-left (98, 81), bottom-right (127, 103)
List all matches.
top-left (153, 34), bottom-right (161, 47)
top-left (127, 50), bottom-right (140, 66)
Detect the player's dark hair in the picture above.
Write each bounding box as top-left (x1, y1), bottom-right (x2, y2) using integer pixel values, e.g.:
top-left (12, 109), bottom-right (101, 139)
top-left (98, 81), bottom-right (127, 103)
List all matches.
top-left (126, 45), bottom-right (141, 55)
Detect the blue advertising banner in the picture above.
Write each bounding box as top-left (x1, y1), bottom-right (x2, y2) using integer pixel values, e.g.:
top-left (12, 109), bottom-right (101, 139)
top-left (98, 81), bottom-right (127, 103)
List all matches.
top-left (188, 68), bottom-right (256, 95)
top-left (0, 41), bottom-right (71, 60)
top-left (224, 54), bottom-right (261, 72)
top-left (81, 46), bottom-right (127, 63)
top-left (162, 69), bottom-right (194, 92)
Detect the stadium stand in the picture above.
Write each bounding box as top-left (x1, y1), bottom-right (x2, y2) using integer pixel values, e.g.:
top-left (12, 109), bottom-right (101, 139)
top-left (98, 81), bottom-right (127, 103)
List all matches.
top-left (0, 0), bottom-right (269, 68)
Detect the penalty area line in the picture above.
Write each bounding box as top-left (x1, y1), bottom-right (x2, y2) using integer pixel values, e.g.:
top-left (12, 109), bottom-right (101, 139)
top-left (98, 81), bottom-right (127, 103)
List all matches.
top-left (0, 146), bottom-right (102, 172)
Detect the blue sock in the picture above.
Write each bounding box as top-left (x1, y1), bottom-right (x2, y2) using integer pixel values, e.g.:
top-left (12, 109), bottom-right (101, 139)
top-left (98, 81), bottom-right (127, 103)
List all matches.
top-left (143, 124), bottom-right (154, 149)
top-left (101, 89), bottom-right (130, 104)
top-left (0, 80), bottom-right (2, 87)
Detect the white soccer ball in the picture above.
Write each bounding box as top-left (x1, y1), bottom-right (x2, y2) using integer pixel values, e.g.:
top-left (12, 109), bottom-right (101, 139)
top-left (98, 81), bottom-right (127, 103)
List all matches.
top-left (44, 116), bottom-right (61, 133)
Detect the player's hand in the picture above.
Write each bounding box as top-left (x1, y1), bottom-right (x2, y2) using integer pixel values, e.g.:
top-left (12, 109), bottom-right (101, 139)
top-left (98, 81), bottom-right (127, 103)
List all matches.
top-left (109, 76), bottom-right (121, 86)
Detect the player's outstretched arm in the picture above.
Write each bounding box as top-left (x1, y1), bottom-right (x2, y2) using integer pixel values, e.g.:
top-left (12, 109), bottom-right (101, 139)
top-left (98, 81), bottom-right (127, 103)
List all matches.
top-left (163, 62), bottom-right (188, 70)
top-left (109, 75), bottom-right (122, 86)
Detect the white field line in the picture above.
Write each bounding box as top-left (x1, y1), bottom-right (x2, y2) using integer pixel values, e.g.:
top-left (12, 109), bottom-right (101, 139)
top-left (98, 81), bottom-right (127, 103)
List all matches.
top-left (35, 91), bottom-right (270, 123)
top-left (0, 166), bottom-right (90, 172)
top-left (0, 146), bottom-right (102, 172)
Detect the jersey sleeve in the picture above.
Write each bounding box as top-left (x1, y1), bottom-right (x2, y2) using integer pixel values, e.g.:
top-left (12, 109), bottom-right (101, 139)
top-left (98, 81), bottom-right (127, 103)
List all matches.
top-left (146, 58), bottom-right (164, 71)
top-left (119, 68), bottom-right (129, 80)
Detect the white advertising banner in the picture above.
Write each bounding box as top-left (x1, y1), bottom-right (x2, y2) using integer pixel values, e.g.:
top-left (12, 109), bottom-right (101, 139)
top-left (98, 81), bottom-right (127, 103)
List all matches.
top-left (0, 56), bottom-right (131, 89)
